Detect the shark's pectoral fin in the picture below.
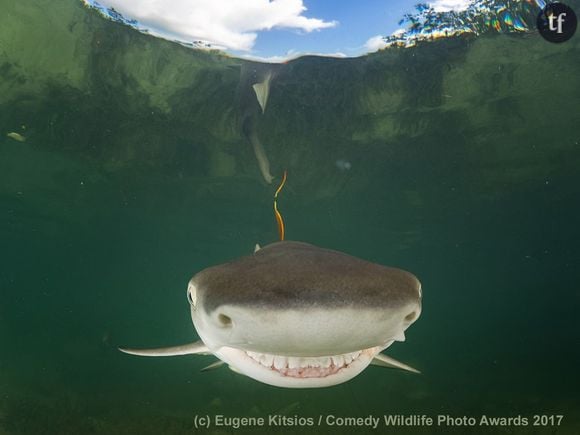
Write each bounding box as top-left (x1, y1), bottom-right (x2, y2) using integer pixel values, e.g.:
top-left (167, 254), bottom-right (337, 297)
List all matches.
top-left (119, 340), bottom-right (210, 357)
top-left (254, 243), bottom-right (261, 253)
top-left (371, 353), bottom-right (421, 374)
top-left (201, 360), bottom-right (226, 372)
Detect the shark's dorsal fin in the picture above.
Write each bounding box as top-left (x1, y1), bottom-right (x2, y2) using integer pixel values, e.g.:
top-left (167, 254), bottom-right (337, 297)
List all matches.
top-left (371, 353), bottom-right (421, 374)
top-left (119, 340), bottom-right (210, 357)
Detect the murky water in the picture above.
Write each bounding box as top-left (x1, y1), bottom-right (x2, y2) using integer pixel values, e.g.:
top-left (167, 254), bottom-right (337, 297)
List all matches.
top-left (1, 0), bottom-right (579, 434)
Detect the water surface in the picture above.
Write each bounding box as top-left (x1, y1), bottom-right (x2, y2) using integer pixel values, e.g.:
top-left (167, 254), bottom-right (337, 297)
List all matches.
top-left (1, 1), bottom-right (579, 433)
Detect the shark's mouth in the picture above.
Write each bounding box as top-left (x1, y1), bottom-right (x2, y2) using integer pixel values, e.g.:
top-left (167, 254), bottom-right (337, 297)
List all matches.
top-left (243, 347), bottom-right (378, 379)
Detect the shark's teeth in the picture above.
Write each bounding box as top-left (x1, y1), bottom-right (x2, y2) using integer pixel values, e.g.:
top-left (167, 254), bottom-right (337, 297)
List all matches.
top-left (273, 356), bottom-right (287, 370)
top-left (331, 355), bottom-right (344, 367)
top-left (245, 350), bottom-right (366, 378)
top-left (288, 357), bottom-right (300, 369)
top-left (259, 353), bottom-right (274, 367)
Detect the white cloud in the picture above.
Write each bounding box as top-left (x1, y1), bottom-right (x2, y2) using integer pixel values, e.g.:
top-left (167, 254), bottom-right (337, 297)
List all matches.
top-left (429, 0), bottom-right (471, 13)
top-left (93, 0), bottom-right (337, 51)
top-left (364, 35), bottom-right (388, 53)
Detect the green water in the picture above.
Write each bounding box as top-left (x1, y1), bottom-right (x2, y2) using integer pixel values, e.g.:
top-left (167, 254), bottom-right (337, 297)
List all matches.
top-left (1, 1), bottom-right (580, 434)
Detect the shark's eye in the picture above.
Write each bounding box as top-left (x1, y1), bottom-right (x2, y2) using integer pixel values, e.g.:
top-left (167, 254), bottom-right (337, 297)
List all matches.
top-left (187, 283), bottom-right (197, 306)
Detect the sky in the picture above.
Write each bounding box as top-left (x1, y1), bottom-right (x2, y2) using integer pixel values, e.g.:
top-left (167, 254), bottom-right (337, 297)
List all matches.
top-left (87, 0), bottom-right (472, 61)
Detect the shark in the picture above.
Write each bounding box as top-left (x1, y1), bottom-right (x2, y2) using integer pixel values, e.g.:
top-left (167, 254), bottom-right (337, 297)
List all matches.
top-left (238, 66), bottom-right (280, 184)
top-left (120, 241), bottom-right (422, 388)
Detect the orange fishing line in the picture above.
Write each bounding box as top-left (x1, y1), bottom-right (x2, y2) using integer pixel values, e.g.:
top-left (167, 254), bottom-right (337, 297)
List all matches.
top-left (274, 170), bottom-right (287, 241)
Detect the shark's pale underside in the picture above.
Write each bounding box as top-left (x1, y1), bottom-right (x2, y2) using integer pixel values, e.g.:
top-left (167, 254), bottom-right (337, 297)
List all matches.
top-left (120, 241), bottom-right (422, 388)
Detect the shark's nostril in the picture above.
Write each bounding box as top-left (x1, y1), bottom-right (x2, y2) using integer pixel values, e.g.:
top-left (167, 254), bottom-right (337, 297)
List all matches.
top-left (404, 311), bottom-right (417, 323)
top-left (217, 313), bottom-right (233, 328)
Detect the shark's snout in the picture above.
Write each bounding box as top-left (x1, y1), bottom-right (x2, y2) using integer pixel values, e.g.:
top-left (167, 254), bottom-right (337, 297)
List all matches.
top-left (192, 293), bottom-right (421, 387)
top-left (193, 298), bottom-right (421, 357)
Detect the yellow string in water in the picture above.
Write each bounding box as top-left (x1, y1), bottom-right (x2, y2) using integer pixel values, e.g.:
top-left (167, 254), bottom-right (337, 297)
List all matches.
top-left (274, 170), bottom-right (287, 241)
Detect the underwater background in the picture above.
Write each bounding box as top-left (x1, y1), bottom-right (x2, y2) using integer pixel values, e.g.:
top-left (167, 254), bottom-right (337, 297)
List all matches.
top-left (1, 0), bottom-right (580, 433)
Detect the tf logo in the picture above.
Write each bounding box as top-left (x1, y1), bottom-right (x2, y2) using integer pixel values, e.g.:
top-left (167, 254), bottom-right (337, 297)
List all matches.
top-left (537, 2), bottom-right (577, 43)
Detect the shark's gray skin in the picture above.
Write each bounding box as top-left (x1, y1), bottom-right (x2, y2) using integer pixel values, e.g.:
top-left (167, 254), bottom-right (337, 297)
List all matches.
top-left (120, 241), bottom-right (422, 388)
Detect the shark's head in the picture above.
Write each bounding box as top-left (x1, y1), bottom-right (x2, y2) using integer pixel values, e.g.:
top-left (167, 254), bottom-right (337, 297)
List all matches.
top-left (187, 241), bottom-right (421, 388)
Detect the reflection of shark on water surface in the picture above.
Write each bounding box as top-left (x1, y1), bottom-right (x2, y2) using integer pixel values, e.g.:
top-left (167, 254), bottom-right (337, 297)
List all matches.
top-left (120, 241), bottom-right (422, 388)
top-left (252, 71), bottom-right (273, 114)
top-left (239, 66), bottom-right (278, 184)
